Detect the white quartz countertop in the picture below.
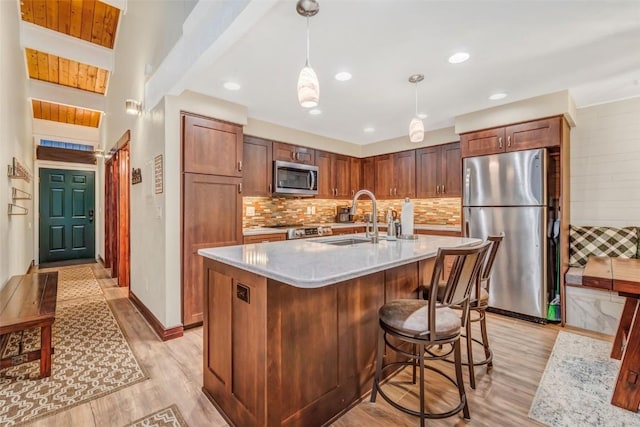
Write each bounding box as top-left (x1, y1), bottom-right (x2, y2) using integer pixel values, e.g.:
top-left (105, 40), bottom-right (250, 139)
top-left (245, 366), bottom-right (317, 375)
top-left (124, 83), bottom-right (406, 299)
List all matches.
top-left (199, 234), bottom-right (480, 288)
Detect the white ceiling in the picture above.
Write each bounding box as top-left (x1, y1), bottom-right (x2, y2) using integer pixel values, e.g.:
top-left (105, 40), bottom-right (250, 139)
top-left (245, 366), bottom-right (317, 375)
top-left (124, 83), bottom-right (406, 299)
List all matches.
top-left (183, 0), bottom-right (640, 145)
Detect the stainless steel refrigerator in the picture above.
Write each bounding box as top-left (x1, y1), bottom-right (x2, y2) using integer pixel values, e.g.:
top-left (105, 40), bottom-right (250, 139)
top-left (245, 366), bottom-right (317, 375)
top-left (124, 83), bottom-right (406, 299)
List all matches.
top-left (463, 148), bottom-right (548, 320)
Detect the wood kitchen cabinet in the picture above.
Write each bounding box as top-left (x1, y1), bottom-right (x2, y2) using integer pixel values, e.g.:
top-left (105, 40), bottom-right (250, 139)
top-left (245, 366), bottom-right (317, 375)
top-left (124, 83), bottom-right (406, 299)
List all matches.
top-left (182, 113), bottom-right (243, 327)
top-left (243, 135), bottom-right (273, 197)
top-left (460, 116), bottom-right (563, 158)
top-left (350, 157), bottom-right (362, 197)
top-left (317, 150), bottom-right (351, 198)
top-left (416, 142), bottom-right (461, 198)
top-left (183, 114), bottom-right (243, 177)
top-left (362, 157), bottom-right (375, 192)
top-left (374, 150), bottom-right (416, 199)
top-left (273, 141), bottom-right (315, 165)
top-left (243, 233), bottom-right (286, 244)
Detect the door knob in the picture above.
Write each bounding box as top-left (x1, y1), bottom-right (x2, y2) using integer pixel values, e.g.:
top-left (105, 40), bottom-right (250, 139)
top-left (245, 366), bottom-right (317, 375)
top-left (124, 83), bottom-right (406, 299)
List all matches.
top-left (88, 209), bottom-right (94, 223)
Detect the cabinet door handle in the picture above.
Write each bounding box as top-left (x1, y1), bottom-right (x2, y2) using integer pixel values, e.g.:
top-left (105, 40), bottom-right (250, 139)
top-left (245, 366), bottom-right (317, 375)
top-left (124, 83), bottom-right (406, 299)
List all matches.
top-left (268, 183), bottom-right (272, 193)
top-left (436, 185), bottom-right (440, 194)
top-left (295, 152), bottom-right (300, 161)
top-left (238, 183), bottom-right (243, 193)
top-left (238, 160), bottom-right (243, 171)
top-left (507, 135), bottom-right (511, 147)
top-left (498, 137), bottom-right (503, 149)
top-left (389, 188), bottom-right (393, 196)
top-left (351, 190), bottom-right (355, 196)
top-left (442, 184), bottom-right (445, 194)
top-left (394, 188), bottom-right (397, 196)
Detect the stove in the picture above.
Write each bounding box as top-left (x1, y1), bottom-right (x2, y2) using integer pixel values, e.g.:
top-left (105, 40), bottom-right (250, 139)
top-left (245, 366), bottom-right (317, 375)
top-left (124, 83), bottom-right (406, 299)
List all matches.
top-left (268, 224), bottom-right (333, 240)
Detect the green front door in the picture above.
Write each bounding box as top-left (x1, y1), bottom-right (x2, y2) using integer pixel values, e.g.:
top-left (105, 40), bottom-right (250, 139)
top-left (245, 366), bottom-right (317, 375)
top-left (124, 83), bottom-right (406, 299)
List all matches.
top-left (39, 168), bottom-right (95, 263)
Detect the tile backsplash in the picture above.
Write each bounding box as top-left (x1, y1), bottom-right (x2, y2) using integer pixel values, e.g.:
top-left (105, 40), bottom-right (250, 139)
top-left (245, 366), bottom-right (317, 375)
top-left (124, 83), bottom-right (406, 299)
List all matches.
top-left (243, 197), bottom-right (461, 228)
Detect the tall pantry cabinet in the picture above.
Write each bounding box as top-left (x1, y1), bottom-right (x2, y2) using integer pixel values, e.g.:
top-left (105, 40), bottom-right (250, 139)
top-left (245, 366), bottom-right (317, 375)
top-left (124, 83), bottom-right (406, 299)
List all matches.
top-left (181, 113), bottom-right (243, 327)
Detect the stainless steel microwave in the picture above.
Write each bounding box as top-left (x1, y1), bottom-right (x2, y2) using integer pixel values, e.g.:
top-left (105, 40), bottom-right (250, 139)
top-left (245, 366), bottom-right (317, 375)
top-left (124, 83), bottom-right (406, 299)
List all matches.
top-left (273, 160), bottom-right (318, 196)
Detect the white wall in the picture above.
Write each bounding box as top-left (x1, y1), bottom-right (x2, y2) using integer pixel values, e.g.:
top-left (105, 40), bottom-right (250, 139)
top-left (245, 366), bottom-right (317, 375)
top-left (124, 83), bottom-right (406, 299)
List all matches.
top-left (0, 1), bottom-right (35, 288)
top-left (103, 1), bottom-right (204, 328)
top-left (570, 97), bottom-right (640, 226)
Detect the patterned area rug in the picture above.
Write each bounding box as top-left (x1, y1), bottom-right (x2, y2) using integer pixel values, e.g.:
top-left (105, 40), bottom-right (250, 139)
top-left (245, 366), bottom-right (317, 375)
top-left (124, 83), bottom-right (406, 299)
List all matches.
top-left (0, 267), bottom-right (148, 426)
top-left (125, 404), bottom-right (188, 427)
top-left (529, 331), bottom-right (640, 426)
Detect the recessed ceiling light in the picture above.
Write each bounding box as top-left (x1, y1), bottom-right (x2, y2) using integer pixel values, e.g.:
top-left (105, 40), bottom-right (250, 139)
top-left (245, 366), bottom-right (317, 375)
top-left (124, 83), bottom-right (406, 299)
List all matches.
top-left (334, 71), bottom-right (352, 81)
top-left (489, 92), bottom-right (507, 100)
top-left (448, 52), bottom-right (470, 64)
top-left (417, 113), bottom-right (428, 119)
top-left (309, 108), bottom-right (322, 115)
top-left (363, 127), bottom-right (375, 133)
top-left (223, 81), bottom-right (241, 91)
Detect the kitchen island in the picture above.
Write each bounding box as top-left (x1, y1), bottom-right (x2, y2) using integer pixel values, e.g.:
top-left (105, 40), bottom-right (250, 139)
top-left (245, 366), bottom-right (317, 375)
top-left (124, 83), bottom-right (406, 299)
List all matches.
top-left (198, 234), bottom-right (480, 427)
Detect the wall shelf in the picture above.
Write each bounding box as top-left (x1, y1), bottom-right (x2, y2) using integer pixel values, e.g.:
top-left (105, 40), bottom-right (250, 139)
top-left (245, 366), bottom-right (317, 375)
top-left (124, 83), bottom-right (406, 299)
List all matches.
top-left (8, 203), bottom-right (28, 216)
top-left (12, 187), bottom-right (31, 201)
top-left (7, 157), bottom-right (31, 182)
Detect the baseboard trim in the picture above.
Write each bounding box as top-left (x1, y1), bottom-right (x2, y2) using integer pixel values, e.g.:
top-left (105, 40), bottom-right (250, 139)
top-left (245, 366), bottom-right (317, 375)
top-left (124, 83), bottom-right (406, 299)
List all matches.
top-left (129, 291), bottom-right (184, 341)
top-left (26, 260), bottom-right (35, 274)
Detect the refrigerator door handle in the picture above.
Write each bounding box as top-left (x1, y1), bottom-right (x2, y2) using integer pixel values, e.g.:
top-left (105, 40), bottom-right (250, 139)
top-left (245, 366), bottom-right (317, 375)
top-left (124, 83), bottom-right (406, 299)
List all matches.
top-left (464, 167), bottom-right (471, 206)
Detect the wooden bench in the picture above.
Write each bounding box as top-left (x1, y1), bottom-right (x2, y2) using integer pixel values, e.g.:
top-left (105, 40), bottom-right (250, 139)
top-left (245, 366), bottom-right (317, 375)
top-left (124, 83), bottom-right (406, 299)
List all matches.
top-left (0, 272), bottom-right (58, 378)
top-left (583, 256), bottom-right (640, 412)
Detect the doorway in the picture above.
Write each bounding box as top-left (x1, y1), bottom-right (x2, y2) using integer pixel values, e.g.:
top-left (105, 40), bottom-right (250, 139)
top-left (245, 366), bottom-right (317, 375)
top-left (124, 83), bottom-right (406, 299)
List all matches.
top-left (104, 132), bottom-right (130, 287)
top-left (39, 168), bottom-right (96, 264)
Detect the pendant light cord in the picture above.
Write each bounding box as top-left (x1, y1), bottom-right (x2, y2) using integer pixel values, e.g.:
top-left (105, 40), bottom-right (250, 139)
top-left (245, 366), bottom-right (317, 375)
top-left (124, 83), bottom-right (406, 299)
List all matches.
top-left (306, 17), bottom-right (311, 67)
top-left (414, 82), bottom-right (418, 116)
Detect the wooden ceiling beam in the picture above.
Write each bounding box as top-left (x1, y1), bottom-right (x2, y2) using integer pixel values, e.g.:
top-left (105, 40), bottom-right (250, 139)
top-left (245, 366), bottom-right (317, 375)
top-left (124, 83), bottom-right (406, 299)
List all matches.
top-left (29, 79), bottom-right (106, 113)
top-left (20, 21), bottom-right (114, 72)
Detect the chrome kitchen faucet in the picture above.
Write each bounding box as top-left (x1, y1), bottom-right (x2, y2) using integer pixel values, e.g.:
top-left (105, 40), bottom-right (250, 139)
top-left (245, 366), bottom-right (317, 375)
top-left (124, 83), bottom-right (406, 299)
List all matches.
top-left (350, 189), bottom-right (379, 243)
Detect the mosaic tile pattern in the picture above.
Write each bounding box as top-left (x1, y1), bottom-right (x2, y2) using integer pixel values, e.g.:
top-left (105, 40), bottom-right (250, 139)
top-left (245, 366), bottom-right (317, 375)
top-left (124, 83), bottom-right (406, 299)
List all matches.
top-left (243, 197), bottom-right (461, 228)
top-left (529, 331), bottom-right (640, 426)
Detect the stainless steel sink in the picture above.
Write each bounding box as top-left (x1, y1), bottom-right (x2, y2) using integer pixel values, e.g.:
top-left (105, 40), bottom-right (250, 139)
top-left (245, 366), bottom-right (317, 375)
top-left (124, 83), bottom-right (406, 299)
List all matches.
top-left (318, 237), bottom-right (373, 246)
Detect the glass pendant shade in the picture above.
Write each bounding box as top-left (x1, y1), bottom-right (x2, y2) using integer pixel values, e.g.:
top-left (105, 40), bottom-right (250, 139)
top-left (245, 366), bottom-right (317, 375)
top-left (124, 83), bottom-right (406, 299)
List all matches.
top-left (409, 117), bottom-right (424, 143)
top-left (297, 65), bottom-right (319, 108)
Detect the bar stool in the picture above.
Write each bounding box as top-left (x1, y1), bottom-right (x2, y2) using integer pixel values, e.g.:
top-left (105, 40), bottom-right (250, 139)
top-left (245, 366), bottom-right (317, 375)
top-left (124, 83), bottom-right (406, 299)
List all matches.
top-left (370, 242), bottom-right (490, 427)
top-left (465, 233), bottom-right (503, 389)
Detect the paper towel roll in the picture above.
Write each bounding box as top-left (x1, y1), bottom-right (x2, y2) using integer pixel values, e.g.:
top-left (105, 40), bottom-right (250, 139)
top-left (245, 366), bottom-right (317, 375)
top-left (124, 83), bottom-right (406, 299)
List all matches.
top-left (401, 197), bottom-right (414, 236)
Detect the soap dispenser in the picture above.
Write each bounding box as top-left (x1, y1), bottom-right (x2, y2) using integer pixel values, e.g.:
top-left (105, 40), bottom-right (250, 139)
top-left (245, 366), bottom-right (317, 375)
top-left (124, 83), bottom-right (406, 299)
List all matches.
top-left (386, 210), bottom-right (397, 241)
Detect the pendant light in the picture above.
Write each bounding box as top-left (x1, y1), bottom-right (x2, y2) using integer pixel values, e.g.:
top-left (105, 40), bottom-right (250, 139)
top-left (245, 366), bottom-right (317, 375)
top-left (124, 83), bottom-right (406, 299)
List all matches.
top-left (408, 74), bottom-right (424, 143)
top-left (296, 0), bottom-right (320, 108)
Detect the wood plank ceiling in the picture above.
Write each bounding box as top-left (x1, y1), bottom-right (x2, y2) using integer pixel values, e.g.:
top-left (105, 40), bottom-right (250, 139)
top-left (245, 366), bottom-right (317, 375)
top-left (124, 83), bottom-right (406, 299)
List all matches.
top-left (21, 0), bottom-right (121, 128)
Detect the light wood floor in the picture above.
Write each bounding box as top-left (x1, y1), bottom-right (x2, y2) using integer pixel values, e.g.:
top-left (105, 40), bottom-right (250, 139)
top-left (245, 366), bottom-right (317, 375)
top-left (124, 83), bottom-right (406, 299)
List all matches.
top-left (29, 263), bottom-right (612, 426)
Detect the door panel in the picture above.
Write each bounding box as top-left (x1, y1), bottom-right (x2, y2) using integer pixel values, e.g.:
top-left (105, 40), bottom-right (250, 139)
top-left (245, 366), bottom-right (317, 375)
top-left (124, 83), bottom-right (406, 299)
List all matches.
top-left (39, 168), bottom-right (95, 263)
top-left (465, 206), bottom-right (547, 318)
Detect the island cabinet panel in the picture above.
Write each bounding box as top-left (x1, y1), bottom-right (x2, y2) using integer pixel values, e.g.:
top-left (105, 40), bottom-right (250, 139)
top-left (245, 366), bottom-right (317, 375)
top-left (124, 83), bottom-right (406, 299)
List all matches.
top-left (203, 257), bottom-right (408, 427)
top-left (183, 114), bottom-right (242, 177)
top-left (268, 281), bottom-right (341, 426)
top-left (204, 261), bottom-right (268, 427)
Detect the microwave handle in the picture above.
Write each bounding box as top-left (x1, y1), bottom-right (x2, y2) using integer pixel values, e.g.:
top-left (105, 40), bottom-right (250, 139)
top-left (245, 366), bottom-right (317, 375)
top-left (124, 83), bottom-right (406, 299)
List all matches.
top-left (308, 170), bottom-right (316, 190)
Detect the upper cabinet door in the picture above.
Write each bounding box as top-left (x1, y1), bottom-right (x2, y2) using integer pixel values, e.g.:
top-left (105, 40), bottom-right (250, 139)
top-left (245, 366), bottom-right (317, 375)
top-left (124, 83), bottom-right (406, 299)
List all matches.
top-left (374, 154), bottom-right (394, 198)
top-left (394, 150), bottom-right (416, 198)
top-left (183, 114), bottom-right (242, 177)
top-left (349, 157), bottom-right (362, 197)
top-left (440, 142), bottom-right (461, 197)
top-left (333, 154), bottom-right (351, 198)
top-left (273, 142), bottom-right (315, 165)
top-left (416, 146), bottom-right (440, 198)
top-left (243, 135), bottom-right (273, 197)
top-left (460, 127), bottom-right (505, 158)
top-left (506, 117), bottom-right (561, 151)
top-left (316, 150), bottom-right (334, 198)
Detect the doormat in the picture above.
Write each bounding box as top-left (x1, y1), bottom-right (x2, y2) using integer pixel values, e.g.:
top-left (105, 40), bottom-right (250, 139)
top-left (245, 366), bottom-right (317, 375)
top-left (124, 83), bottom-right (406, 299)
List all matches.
top-left (529, 331), bottom-right (640, 426)
top-left (0, 267), bottom-right (148, 426)
top-left (125, 404), bottom-right (188, 427)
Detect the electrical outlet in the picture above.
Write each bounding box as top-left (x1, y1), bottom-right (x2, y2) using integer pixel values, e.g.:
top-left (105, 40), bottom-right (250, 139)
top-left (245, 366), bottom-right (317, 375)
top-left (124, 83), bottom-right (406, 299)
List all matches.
top-left (311, 205), bottom-right (316, 214)
top-left (246, 206), bottom-right (256, 216)
top-left (306, 206), bottom-right (312, 214)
